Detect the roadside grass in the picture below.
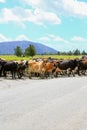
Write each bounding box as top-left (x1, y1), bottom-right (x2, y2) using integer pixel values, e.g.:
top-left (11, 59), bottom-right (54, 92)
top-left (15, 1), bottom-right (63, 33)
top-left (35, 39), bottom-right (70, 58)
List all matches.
top-left (0, 55), bottom-right (82, 61)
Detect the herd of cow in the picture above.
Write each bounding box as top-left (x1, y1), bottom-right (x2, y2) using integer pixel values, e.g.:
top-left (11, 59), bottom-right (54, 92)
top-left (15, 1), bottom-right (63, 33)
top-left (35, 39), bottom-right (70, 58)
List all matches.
top-left (0, 55), bottom-right (87, 79)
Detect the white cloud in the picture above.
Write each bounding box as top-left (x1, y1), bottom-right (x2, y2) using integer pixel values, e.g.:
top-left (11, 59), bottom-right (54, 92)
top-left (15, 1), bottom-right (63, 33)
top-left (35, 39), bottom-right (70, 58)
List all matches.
top-left (22, 0), bottom-right (41, 7)
top-left (0, 0), bottom-right (5, 3)
top-left (0, 8), bottom-right (27, 28)
top-left (48, 34), bottom-right (68, 42)
top-left (0, 34), bottom-right (30, 42)
top-left (0, 8), bottom-right (20, 23)
top-left (39, 36), bottom-right (50, 42)
top-left (22, 0), bottom-right (47, 9)
top-left (39, 34), bottom-right (87, 51)
top-left (39, 34), bottom-right (69, 50)
top-left (22, 0), bottom-right (87, 17)
top-left (16, 34), bottom-right (30, 41)
top-left (29, 8), bottom-right (61, 25)
top-left (61, 0), bottom-right (87, 17)
top-left (39, 34), bottom-right (68, 43)
top-left (3, 0), bottom-right (87, 26)
top-left (71, 36), bottom-right (87, 42)
top-left (0, 34), bottom-right (11, 42)
top-left (0, 7), bottom-right (61, 26)
top-left (1, 0), bottom-right (86, 27)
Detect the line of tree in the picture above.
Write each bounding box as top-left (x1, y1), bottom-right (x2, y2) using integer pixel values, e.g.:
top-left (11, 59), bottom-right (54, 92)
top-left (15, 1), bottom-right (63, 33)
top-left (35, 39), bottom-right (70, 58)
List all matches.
top-left (14, 45), bottom-right (87, 57)
top-left (57, 49), bottom-right (87, 55)
top-left (14, 44), bottom-right (36, 57)
top-left (42, 49), bottom-right (87, 55)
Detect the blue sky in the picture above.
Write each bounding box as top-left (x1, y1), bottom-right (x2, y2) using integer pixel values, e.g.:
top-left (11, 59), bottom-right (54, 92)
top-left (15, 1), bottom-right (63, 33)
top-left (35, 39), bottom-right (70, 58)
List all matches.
top-left (0, 0), bottom-right (87, 52)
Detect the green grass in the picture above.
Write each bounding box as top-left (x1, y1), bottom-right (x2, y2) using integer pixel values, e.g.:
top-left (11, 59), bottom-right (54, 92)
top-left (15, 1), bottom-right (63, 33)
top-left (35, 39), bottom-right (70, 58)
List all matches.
top-left (0, 55), bottom-right (30, 61)
top-left (0, 55), bottom-right (82, 61)
top-left (39, 55), bottom-right (81, 60)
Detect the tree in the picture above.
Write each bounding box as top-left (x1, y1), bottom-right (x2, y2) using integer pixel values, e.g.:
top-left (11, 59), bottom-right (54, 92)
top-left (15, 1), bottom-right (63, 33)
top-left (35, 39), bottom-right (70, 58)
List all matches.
top-left (14, 46), bottom-right (23, 57)
top-left (82, 50), bottom-right (87, 55)
top-left (57, 51), bottom-right (60, 55)
top-left (73, 49), bottom-right (80, 55)
top-left (25, 44), bottom-right (36, 57)
top-left (67, 51), bottom-right (73, 55)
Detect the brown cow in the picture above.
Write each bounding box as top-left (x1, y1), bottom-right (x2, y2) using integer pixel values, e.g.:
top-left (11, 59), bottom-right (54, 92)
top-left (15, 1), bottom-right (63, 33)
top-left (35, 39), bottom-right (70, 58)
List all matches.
top-left (44, 60), bottom-right (58, 78)
top-left (27, 60), bottom-right (46, 78)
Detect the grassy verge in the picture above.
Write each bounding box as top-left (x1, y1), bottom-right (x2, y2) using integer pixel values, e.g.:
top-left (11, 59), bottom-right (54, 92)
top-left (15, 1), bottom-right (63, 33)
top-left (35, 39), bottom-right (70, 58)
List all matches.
top-left (0, 55), bottom-right (82, 61)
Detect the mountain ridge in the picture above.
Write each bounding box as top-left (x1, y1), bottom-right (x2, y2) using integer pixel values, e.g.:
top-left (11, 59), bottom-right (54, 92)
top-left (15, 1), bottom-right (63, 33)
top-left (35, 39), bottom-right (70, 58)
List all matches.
top-left (0, 40), bottom-right (58, 55)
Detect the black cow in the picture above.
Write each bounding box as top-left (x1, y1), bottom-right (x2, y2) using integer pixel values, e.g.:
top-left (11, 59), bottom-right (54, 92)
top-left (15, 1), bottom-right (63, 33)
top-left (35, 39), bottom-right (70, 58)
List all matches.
top-left (0, 59), bottom-right (7, 76)
top-left (3, 61), bottom-right (18, 79)
top-left (78, 59), bottom-right (87, 75)
top-left (57, 59), bottom-right (78, 76)
top-left (17, 62), bottom-right (28, 78)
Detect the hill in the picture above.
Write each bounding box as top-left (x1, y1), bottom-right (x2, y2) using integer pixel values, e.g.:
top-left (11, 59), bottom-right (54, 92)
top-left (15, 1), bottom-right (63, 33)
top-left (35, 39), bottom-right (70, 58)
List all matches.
top-left (0, 41), bottom-right (58, 55)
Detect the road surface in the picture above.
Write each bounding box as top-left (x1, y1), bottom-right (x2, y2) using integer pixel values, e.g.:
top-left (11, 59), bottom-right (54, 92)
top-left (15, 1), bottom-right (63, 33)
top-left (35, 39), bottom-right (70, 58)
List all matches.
top-left (0, 76), bottom-right (87, 130)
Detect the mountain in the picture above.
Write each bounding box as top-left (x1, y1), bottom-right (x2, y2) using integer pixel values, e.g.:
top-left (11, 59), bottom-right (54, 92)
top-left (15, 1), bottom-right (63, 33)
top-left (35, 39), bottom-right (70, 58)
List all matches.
top-left (0, 40), bottom-right (58, 55)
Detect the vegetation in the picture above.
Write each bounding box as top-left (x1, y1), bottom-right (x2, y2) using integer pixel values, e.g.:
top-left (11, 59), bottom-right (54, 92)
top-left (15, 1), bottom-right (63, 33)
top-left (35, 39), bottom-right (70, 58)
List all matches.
top-left (57, 49), bottom-right (87, 55)
top-left (0, 47), bottom-right (87, 61)
top-left (14, 46), bottom-right (23, 57)
top-left (0, 54), bottom-right (83, 61)
top-left (24, 44), bottom-right (36, 57)
top-left (14, 44), bottom-right (37, 57)
top-left (14, 44), bottom-right (87, 57)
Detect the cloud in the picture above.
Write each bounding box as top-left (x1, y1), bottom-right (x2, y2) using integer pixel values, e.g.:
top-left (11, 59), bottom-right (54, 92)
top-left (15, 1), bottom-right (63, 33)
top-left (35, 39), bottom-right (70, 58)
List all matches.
top-left (0, 0), bottom-right (87, 28)
top-left (61, 0), bottom-right (87, 17)
top-left (39, 34), bottom-right (69, 51)
top-left (39, 36), bottom-right (50, 42)
top-left (29, 8), bottom-right (61, 25)
top-left (71, 36), bottom-right (87, 42)
top-left (39, 34), bottom-right (87, 51)
top-left (48, 34), bottom-right (68, 42)
top-left (0, 34), bottom-right (11, 42)
top-left (16, 34), bottom-right (30, 41)
top-left (22, 0), bottom-right (87, 17)
top-left (55, 0), bottom-right (87, 17)
top-left (0, 8), bottom-right (20, 23)
top-left (22, 0), bottom-right (41, 7)
top-left (39, 34), bottom-right (68, 43)
top-left (0, 34), bottom-right (30, 42)
top-left (22, 0), bottom-right (47, 9)
top-left (47, 0), bottom-right (87, 17)
top-left (0, 7), bottom-right (61, 26)
top-left (0, 0), bottom-right (5, 3)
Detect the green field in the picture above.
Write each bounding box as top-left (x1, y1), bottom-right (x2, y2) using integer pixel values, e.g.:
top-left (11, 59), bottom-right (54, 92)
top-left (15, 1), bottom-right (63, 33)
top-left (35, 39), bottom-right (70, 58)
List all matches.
top-left (0, 55), bottom-right (82, 61)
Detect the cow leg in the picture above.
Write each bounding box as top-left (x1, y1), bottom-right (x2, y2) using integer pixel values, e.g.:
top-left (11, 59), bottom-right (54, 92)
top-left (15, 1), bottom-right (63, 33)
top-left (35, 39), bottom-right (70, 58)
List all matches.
top-left (45, 72), bottom-right (49, 78)
top-left (39, 72), bottom-right (44, 79)
top-left (72, 70), bottom-right (75, 77)
top-left (3, 70), bottom-right (7, 77)
top-left (67, 68), bottom-right (72, 77)
top-left (69, 70), bottom-right (75, 77)
top-left (29, 72), bottom-right (32, 79)
top-left (77, 67), bottom-right (81, 76)
top-left (11, 71), bottom-right (14, 79)
top-left (11, 71), bottom-right (16, 79)
top-left (17, 71), bottom-right (23, 79)
top-left (13, 72), bottom-right (16, 79)
top-left (0, 70), bottom-right (2, 77)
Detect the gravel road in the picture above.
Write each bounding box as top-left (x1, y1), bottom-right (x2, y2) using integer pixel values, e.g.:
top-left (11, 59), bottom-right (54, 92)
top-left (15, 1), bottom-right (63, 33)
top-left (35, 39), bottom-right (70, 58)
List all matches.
top-left (0, 76), bottom-right (87, 130)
